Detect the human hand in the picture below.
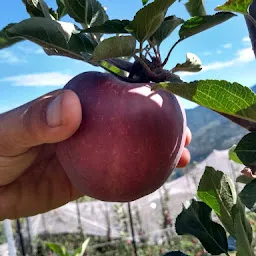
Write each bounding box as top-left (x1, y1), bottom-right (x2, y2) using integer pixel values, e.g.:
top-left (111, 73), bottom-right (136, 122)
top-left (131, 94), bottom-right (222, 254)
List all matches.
top-left (0, 90), bottom-right (191, 220)
top-left (0, 89), bottom-right (83, 220)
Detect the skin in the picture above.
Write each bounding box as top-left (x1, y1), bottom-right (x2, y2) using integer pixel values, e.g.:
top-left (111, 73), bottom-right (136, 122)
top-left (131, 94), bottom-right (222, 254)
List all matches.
top-left (0, 89), bottom-right (191, 220)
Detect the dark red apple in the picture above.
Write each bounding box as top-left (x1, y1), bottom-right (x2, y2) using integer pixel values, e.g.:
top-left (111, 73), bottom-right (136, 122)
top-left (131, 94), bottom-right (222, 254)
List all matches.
top-left (56, 71), bottom-right (186, 202)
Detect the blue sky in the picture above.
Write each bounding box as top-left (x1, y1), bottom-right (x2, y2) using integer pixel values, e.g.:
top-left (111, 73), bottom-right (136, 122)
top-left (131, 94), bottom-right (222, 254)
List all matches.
top-left (0, 0), bottom-right (256, 113)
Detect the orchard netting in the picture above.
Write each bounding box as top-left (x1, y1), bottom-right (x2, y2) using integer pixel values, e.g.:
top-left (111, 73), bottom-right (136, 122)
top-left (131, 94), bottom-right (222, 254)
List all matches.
top-left (1, 149), bottom-right (245, 256)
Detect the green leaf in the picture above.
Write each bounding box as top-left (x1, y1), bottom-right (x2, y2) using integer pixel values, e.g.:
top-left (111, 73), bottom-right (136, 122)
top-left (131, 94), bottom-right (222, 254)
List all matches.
top-left (197, 167), bottom-right (237, 236)
top-left (175, 200), bottom-right (228, 255)
top-left (232, 203), bottom-right (254, 255)
top-left (100, 60), bottom-right (128, 77)
top-left (126, 0), bottom-right (176, 42)
top-left (235, 197), bottom-right (253, 243)
top-left (72, 238), bottom-right (90, 256)
top-left (234, 132), bottom-right (256, 166)
top-left (0, 24), bottom-right (24, 49)
top-left (64, 0), bottom-right (108, 28)
top-left (22, 0), bottom-right (44, 17)
top-left (142, 0), bottom-right (150, 5)
top-left (215, 0), bottom-right (252, 15)
top-left (172, 52), bottom-right (202, 73)
top-left (229, 145), bottom-right (243, 164)
top-left (239, 179), bottom-right (256, 211)
top-left (185, 0), bottom-right (207, 16)
top-left (236, 175), bottom-right (253, 184)
top-left (37, 0), bottom-right (53, 19)
top-left (56, 0), bottom-right (67, 19)
top-left (152, 79), bottom-right (256, 124)
top-left (91, 36), bottom-right (136, 61)
top-left (150, 16), bottom-right (184, 46)
top-left (45, 242), bottom-right (68, 256)
top-left (179, 12), bottom-right (236, 39)
top-left (6, 17), bottom-right (96, 60)
top-left (22, 0), bottom-right (55, 19)
top-left (85, 19), bottom-right (131, 34)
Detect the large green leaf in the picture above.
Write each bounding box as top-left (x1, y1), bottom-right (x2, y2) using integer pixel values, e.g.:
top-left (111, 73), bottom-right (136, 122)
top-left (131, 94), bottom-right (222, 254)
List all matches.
top-left (5, 17), bottom-right (96, 60)
top-left (197, 167), bottom-right (237, 236)
top-left (126, 0), bottom-right (176, 42)
top-left (234, 132), bottom-right (256, 166)
top-left (179, 12), bottom-right (236, 39)
top-left (85, 20), bottom-right (131, 34)
top-left (150, 16), bottom-right (184, 46)
top-left (91, 36), bottom-right (136, 61)
top-left (229, 145), bottom-right (243, 164)
top-left (236, 175), bottom-right (254, 184)
top-left (152, 79), bottom-right (256, 123)
top-left (232, 203), bottom-right (254, 256)
top-left (56, 0), bottom-right (67, 19)
top-left (239, 179), bottom-right (256, 211)
top-left (142, 0), bottom-right (150, 5)
top-left (215, 0), bottom-right (252, 15)
top-left (175, 200), bottom-right (228, 255)
top-left (0, 24), bottom-right (24, 49)
top-left (64, 0), bottom-right (108, 27)
top-left (185, 0), bottom-right (207, 16)
top-left (22, 0), bottom-right (56, 19)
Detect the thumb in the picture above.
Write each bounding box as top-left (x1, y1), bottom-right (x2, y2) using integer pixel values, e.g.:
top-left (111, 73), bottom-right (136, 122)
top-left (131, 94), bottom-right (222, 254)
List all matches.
top-left (0, 89), bottom-right (82, 156)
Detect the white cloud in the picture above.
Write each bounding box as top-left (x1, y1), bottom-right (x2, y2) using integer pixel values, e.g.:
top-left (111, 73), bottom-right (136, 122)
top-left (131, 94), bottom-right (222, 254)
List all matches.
top-left (243, 36), bottom-right (250, 42)
top-left (0, 72), bottom-right (73, 86)
top-left (222, 43), bottom-right (232, 49)
top-left (237, 47), bottom-right (255, 62)
top-left (202, 60), bottom-right (235, 71)
top-left (216, 49), bottom-right (222, 54)
top-left (203, 51), bottom-right (212, 56)
top-left (0, 50), bottom-right (24, 64)
top-left (180, 47), bottom-right (255, 77)
top-left (203, 47), bottom-right (254, 71)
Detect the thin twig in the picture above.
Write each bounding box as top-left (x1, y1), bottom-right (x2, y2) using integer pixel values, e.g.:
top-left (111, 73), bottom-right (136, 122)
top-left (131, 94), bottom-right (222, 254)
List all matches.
top-left (139, 42), bottom-right (143, 59)
top-left (157, 44), bottom-right (162, 62)
top-left (148, 39), bottom-right (159, 59)
top-left (162, 38), bottom-right (183, 67)
top-left (144, 45), bottom-right (154, 59)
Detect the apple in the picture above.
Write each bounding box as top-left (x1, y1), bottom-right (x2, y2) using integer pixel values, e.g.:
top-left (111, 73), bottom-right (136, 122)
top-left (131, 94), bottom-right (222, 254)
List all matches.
top-left (56, 71), bottom-right (186, 202)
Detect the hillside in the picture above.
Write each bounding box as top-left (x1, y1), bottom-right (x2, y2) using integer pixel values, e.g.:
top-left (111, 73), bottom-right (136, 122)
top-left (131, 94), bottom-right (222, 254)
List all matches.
top-left (171, 85), bottom-right (256, 179)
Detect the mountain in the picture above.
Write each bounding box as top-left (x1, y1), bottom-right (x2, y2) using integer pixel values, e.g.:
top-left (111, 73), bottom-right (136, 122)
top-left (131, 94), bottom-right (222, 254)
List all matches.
top-left (171, 85), bottom-right (256, 179)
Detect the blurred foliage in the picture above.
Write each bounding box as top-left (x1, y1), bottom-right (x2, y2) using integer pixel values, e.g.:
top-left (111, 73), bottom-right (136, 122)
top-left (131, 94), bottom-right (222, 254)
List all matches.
top-left (0, 222), bottom-right (6, 244)
top-left (28, 232), bottom-right (207, 256)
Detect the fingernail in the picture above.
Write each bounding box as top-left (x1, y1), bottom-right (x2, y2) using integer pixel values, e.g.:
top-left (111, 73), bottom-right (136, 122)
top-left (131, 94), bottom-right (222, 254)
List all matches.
top-left (47, 94), bottom-right (63, 127)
